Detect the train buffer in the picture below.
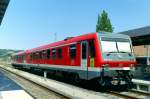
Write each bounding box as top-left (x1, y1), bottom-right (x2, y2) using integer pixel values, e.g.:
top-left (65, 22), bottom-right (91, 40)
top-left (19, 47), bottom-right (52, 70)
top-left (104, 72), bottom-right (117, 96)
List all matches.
top-left (0, 70), bottom-right (33, 99)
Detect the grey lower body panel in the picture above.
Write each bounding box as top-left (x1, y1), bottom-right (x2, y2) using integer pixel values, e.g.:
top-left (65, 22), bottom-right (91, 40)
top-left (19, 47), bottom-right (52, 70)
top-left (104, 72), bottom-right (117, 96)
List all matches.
top-left (12, 63), bottom-right (101, 80)
top-left (12, 63), bottom-right (130, 81)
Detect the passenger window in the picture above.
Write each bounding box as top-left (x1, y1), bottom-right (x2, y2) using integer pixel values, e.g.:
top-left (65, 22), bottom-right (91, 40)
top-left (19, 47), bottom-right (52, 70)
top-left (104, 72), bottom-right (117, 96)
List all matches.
top-left (39, 51), bottom-right (42, 59)
top-left (43, 50), bottom-right (47, 59)
top-left (58, 48), bottom-right (62, 59)
top-left (23, 54), bottom-right (25, 60)
top-left (32, 53), bottom-right (34, 60)
top-left (29, 54), bottom-right (31, 60)
top-left (47, 49), bottom-right (50, 59)
top-left (52, 49), bottom-right (56, 59)
top-left (36, 52), bottom-right (39, 59)
top-left (89, 40), bottom-right (95, 58)
top-left (69, 44), bottom-right (76, 59)
top-left (33, 53), bottom-right (35, 60)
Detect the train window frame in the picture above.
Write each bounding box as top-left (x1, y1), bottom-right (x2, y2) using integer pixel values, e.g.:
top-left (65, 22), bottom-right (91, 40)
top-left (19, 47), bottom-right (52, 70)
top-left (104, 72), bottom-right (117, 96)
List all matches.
top-left (57, 48), bottom-right (62, 59)
top-left (52, 48), bottom-right (56, 59)
top-left (89, 40), bottom-right (95, 58)
top-left (69, 44), bottom-right (76, 59)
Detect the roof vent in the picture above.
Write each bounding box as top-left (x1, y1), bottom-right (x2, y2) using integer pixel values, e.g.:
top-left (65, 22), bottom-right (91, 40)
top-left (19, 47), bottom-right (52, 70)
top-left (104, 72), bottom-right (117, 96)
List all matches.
top-left (64, 37), bottom-right (74, 41)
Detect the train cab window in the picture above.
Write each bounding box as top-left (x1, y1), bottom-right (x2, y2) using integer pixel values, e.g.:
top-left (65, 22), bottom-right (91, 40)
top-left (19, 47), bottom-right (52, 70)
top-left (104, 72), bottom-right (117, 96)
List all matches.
top-left (52, 49), bottom-right (56, 59)
top-left (69, 44), bottom-right (76, 59)
top-left (47, 49), bottom-right (50, 59)
top-left (58, 48), bottom-right (62, 59)
top-left (89, 40), bottom-right (95, 58)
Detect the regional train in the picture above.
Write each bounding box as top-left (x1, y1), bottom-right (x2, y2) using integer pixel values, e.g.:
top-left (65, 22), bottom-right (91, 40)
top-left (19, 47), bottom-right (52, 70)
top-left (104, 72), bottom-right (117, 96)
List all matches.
top-left (11, 32), bottom-right (136, 87)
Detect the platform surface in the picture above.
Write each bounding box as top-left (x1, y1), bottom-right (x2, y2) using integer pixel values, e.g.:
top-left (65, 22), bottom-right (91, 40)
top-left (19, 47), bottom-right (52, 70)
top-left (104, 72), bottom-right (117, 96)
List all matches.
top-left (0, 70), bottom-right (33, 99)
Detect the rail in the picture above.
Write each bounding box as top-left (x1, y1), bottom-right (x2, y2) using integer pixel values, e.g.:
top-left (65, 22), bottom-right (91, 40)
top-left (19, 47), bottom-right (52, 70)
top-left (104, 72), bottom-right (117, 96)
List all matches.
top-left (132, 79), bottom-right (150, 93)
top-left (108, 90), bottom-right (150, 99)
top-left (0, 65), bottom-right (110, 99)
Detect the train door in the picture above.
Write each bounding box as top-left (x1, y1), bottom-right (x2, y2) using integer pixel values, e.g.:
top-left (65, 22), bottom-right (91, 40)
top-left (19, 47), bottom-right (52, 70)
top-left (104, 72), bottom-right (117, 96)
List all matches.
top-left (81, 41), bottom-right (88, 79)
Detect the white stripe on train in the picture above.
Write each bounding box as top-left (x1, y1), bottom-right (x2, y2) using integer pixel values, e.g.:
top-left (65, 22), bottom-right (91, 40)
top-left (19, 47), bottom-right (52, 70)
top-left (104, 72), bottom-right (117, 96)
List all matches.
top-left (12, 62), bottom-right (131, 71)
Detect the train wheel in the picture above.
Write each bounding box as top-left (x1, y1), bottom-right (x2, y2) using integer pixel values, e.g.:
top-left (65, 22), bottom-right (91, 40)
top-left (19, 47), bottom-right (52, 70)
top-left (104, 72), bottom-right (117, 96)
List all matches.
top-left (70, 74), bottom-right (81, 84)
top-left (73, 74), bottom-right (81, 83)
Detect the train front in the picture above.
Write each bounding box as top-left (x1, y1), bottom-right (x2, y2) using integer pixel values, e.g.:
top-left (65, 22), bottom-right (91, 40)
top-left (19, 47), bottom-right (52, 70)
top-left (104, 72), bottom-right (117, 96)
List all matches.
top-left (98, 33), bottom-right (136, 87)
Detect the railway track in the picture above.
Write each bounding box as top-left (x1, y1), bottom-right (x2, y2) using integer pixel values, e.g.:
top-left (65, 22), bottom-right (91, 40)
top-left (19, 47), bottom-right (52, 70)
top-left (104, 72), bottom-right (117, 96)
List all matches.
top-left (108, 90), bottom-right (150, 99)
top-left (1, 65), bottom-right (150, 99)
top-left (0, 66), bottom-right (68, 99)
top-left (0, 65), bottom-right (114, 99)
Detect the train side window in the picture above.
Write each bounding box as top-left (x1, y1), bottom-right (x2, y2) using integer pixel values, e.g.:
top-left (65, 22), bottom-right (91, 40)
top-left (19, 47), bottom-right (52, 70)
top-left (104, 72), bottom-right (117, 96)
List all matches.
top-left (30, 54), bottom-right (32, 60)
top-left (47, 49), bottom-right (50, 59)
top-left (33, 53), bottom-right (35, 60)
top-left (28, 54), bottom-right (30, 60)
top-left (52, 48), bottom-right (56, 59)
top-left (39, 51), bottom-right (42, 59)
top-left (58, 48), bottom-right (62, 59)
top-left (34, 53), bottom-right (36, 60)
top-left (43, 50), bottom-right (47, 59)
top-left (31, 54), bottom-right (33, 60)
top-left (22, 54), bottom-right (25, 60)
top-left (36, 52), bottom-right (39, 59)
top-left (69, 44), bottom-right (76, 59)
top-left (89, 40), bottom-right (95, 58)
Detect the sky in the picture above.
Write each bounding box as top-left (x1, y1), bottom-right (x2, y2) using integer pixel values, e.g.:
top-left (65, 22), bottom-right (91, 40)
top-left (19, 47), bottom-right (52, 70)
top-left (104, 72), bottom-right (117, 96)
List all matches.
top-left (0, 0), bottom-right (150, 50)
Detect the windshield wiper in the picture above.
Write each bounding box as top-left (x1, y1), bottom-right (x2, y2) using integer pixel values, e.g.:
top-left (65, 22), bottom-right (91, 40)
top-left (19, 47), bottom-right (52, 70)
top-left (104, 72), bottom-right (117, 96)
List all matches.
top-left (107, 51), bottom-right (118, 53)
top-left (118, 51), bottom-right (132, 56)
top-left (106, 51), bottom-right (132, 56)
top-left (106, 51), bottom-right (118, 56)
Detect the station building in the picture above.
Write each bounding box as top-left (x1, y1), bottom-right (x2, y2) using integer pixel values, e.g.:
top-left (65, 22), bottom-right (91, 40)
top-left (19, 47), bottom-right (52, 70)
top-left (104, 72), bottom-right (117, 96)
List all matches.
top-left (119, 26), bottom-right (150, 77)
top-left (119, 26), bottom-right (150, 65)
top-left (0, 0), bottom-right (9, 25)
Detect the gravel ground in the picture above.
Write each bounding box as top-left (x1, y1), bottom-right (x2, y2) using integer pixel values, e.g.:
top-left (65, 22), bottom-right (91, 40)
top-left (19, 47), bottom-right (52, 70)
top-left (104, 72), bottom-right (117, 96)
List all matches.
top-left (1, 69), bottom-right (68, 99)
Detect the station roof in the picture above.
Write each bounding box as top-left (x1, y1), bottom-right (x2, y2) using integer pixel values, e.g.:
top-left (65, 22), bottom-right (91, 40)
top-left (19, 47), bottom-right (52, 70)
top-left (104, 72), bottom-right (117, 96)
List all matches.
top-left (119, 26), bottom-right (150, 46)
top-left (0, 0), bottom-right (9, 25)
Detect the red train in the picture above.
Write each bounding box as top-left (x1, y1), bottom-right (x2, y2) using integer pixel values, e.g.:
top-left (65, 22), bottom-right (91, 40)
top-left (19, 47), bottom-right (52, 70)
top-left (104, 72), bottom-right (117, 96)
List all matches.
top-left (11, 32), bottom-right (136, 86)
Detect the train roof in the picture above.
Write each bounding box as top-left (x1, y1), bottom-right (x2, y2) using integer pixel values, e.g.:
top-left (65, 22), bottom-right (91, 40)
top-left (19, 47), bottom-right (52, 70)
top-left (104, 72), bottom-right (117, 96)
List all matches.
top-left (98, 32), bottom-right (130, 38)
top-left (13, 32), bottom-right (131, 55)
top-left (12, 51), bottom-right (25, 56)
top-left (27, 32), bottom-right (131, 53)
top-left (27, 32), bottom-right (98, 53)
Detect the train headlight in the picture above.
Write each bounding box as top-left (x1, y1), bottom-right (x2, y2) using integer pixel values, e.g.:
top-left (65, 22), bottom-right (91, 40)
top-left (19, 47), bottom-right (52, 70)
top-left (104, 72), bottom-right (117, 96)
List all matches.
top-left (102, 64), bottom-right (109, 71)
top-left (130, 64), bottom-right (135, 71)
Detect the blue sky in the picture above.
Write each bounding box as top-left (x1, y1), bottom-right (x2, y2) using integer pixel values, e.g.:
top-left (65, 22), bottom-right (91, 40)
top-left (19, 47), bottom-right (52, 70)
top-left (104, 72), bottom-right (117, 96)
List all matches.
top-left (0, 0), bottom-right (150, 50)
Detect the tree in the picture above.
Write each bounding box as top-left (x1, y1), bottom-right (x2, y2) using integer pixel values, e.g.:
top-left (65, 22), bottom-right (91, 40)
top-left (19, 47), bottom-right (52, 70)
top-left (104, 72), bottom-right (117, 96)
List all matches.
top-left (96, 10), bottom-right (113, 32)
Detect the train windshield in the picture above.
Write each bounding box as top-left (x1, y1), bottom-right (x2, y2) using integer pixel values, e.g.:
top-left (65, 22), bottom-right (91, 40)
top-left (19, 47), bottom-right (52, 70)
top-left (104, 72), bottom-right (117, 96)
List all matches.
top-left (101, 37), bottom-right (132, 53)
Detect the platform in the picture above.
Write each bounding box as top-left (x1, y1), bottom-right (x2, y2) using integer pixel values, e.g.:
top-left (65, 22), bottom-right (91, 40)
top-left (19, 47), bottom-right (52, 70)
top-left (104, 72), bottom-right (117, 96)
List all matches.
top-left (0, 70), bottom-right (33, 99)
